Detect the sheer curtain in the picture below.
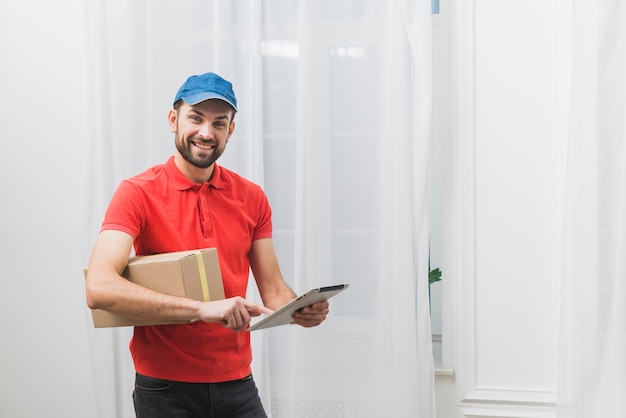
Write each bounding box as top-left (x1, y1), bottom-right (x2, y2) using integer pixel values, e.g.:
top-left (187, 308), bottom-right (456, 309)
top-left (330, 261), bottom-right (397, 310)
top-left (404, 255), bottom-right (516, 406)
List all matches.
top-left (557, 0), bottom-right (626, 417)
top-left (83, 1), bottom-right (435, 417)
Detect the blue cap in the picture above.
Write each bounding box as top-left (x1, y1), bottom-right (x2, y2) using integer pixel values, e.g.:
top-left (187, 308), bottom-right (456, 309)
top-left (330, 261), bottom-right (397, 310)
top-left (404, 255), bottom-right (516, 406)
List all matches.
top-left (173, 72), bottom-right (237, 111)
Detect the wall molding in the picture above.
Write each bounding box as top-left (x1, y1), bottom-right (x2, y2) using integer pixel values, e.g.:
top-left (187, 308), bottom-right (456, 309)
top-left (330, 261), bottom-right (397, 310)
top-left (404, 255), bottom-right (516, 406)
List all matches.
top-left (462, 388), bottom-right (557, 405)
top-left (448, 0), bottom-right (479, 398)
top-left (458, 404), bottom-right (555, 418)
top-left (441, 2), bottom-right (562, 418)
top-left (458, 387), bottom-right (556, 418)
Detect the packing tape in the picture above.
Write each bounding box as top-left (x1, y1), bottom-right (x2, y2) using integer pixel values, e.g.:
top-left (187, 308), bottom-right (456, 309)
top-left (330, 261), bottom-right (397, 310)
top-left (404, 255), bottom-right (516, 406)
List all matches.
top-left (195, 252), bottom-right (210, 301)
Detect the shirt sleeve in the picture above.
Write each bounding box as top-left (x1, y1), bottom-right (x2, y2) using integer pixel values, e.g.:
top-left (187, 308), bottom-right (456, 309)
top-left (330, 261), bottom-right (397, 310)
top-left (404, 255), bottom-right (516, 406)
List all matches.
top-left (252, 187), bottom-right (273, 241)
top-left (101, 180), bottom-right (146, 239)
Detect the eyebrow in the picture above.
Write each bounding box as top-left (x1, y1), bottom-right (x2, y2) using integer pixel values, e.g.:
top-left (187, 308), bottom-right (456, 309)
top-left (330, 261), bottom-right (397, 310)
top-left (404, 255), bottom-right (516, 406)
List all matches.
top-left (188, 109), bottom-right (230, 120)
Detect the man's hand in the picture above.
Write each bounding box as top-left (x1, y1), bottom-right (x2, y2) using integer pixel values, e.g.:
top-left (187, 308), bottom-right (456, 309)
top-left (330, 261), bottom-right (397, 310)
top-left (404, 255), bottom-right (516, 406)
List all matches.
top-left (197, 297), bottom-right (273, 332)
top-left (248, 238), bottom-right (330, 329)
top-left (292, 301), bottom-right (330, 328)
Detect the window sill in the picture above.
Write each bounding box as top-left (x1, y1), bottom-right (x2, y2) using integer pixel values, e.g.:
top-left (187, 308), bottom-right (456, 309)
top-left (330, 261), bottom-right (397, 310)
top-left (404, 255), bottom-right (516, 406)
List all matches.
top-left (432, 335), bottom-right (454, 376)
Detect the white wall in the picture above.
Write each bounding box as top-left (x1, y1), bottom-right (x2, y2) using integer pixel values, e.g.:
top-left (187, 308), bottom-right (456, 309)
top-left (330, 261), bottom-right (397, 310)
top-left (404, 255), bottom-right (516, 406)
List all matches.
top-left (435, 1), bottom-right (564, 417)
top-left (0, 0), bottom-right (99, 417)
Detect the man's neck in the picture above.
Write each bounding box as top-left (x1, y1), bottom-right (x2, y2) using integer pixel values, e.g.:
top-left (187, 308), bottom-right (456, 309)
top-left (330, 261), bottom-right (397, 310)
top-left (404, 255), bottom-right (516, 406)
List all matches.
top-left (174, 153), bottom-right (215, 183)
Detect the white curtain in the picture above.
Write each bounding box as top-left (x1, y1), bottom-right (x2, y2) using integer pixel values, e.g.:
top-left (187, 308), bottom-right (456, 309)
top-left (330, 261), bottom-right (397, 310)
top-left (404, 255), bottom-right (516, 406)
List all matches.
top-left (83, 1), bottom-right (435, 417)
top-left (557, 0), bottom-right (626, 417)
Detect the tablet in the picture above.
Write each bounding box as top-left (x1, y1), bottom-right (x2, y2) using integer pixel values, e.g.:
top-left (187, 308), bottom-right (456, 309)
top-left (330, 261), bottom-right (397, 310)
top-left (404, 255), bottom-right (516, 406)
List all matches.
top-left (248, 284), bottom-right (349, 331)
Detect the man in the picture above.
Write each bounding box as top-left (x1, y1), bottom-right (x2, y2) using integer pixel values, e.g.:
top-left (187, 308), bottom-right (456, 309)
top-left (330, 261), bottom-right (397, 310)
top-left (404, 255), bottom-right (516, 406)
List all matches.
top-left (85, 72), bottom-right (329, 417)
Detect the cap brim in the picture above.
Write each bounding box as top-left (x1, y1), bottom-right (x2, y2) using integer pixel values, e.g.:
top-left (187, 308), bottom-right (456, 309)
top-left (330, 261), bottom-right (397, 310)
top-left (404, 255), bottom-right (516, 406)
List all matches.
top-left (182, 92), bottom-right (237, 110)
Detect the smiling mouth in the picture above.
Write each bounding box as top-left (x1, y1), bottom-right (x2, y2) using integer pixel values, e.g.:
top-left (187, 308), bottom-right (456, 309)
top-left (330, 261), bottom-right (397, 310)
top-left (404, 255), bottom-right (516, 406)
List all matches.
top-left (191, 141), bottom-right (215, 151)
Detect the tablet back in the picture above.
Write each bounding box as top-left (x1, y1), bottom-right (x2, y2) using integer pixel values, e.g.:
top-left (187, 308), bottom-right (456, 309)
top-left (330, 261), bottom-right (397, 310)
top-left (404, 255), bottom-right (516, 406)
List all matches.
top-left (248, 284), bottom-right (349, 331)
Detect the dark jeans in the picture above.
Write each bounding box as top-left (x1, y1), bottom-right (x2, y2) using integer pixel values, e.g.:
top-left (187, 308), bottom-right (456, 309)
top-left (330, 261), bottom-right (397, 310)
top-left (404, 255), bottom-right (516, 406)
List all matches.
top-left (133, 373), bottom-right (268, 418)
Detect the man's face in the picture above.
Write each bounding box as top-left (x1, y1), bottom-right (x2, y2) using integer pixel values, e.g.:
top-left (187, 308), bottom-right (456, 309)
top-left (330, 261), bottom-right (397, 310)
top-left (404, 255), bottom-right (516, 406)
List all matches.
top-left (169, 99), bottom-right (235, 169)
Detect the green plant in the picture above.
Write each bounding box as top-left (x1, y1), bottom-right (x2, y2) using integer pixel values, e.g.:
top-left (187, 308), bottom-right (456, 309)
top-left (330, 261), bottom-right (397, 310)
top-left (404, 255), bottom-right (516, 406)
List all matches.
top-left (429, 267), bottom-right (442, 285)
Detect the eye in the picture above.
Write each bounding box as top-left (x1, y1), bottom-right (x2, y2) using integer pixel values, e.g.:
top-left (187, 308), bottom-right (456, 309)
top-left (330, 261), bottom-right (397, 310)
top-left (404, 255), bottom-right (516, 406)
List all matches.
top-left (189, 115), bottom-right (201, 122)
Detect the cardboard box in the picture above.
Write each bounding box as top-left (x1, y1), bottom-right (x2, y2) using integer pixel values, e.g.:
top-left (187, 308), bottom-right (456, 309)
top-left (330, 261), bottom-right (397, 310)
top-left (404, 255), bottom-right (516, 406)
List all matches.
top-left (88, 248), bottom-right (225, 328)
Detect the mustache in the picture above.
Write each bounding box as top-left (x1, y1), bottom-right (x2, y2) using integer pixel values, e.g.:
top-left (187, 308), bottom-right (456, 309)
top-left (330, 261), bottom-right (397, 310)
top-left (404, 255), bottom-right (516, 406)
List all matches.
top-left (190, 136), bottom-right (217, 146)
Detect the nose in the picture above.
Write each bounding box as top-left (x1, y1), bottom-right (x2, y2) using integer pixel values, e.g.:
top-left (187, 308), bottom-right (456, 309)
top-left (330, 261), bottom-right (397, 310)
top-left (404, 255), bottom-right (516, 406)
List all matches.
top-left (198, 122), bottom-right (212, 139)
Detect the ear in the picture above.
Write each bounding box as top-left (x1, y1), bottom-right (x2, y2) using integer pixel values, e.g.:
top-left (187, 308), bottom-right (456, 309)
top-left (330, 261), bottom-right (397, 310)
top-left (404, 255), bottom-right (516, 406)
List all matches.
top-left (168, 109), bottom-right (178, 133)
top-left (226, 120), bottom-right (236, 143)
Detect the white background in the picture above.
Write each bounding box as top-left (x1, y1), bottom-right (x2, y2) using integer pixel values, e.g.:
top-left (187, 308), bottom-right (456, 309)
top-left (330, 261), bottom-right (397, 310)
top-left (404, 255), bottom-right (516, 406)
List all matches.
top-left (0, 0), bottom-right (98, 416)
top-left (0, 0), bottom-right (564, 417)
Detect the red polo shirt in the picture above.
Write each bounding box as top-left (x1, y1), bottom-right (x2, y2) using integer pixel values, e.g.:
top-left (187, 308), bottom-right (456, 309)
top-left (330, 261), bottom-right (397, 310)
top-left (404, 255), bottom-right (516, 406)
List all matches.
top-left (101, 156), bottom-right (273, 382)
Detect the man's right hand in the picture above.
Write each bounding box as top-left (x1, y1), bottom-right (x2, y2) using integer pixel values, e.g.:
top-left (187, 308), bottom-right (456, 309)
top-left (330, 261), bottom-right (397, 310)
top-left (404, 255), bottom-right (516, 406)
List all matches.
top-left (195, 297), bottom-right (272, 331)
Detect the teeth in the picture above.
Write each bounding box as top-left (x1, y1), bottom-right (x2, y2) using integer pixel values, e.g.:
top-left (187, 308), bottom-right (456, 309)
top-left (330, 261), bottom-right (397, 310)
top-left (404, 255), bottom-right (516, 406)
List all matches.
top-left (194, 142), bottom-right (213, 150)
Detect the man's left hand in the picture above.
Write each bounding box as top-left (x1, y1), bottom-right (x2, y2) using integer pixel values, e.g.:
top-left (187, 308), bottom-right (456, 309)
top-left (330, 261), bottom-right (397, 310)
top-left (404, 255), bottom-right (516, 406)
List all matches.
top-left (292, 301), bottom-right (330, 328)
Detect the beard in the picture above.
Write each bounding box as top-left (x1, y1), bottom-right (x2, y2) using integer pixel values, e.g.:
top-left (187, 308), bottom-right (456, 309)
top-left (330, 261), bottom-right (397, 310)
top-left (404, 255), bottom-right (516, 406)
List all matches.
top-left (175, 133), bottom-right (224, 169)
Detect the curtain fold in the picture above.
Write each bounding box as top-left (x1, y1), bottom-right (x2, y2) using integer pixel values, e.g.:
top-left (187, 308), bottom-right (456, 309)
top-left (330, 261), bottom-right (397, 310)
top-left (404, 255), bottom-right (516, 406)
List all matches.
top-left (557, 0), bottom-right (626, 417)
top-left (83, 1), bottom-right (435, 417)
